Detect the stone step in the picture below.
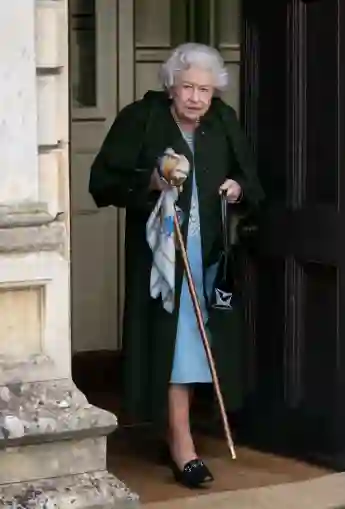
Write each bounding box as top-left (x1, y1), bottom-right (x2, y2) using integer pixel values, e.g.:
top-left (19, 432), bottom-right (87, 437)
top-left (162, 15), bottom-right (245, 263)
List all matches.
top-left (0, 379), bottom-right (117, 447)
top-left (0, 471), bottom-right (140, 509)
top-left (0, 437), bottom-right (107, 485)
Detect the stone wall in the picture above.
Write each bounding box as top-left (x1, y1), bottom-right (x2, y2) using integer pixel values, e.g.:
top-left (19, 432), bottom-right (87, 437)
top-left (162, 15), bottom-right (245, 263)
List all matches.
top-left (0, 1), bottom-right (139, 506)
top-left (0, 0), bottom-right (70, 382)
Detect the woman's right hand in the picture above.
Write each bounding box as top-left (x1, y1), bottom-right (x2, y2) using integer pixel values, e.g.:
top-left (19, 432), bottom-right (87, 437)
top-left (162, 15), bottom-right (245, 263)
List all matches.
top-left (149, 149), bottom-right (190, 191)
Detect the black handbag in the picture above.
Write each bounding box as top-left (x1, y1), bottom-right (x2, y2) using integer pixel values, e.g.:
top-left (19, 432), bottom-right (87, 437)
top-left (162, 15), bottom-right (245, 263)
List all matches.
top-left (210, 192), bottom-right (239, 312)
top-left (207, 192), bottom-right (246, 411)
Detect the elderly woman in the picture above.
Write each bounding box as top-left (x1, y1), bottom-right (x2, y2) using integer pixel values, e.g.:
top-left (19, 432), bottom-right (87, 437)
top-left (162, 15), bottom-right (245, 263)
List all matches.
top-left (89, 43), bottom-right (264, 488)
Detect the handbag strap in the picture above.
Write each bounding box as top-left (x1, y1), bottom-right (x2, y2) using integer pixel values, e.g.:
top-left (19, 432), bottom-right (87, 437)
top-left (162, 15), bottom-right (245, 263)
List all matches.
top-left (220, 191), bottom-right (230, 278)
top-left (221, 191), bottom-right (230, 253)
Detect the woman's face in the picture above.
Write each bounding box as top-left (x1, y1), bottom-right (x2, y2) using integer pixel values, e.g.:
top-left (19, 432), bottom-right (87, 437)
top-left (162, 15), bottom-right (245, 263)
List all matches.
top-left (170, 66), bottom-right (215, 123)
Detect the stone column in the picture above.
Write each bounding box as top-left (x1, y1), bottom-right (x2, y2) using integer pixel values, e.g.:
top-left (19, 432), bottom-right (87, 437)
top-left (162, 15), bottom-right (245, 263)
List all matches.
top-left (0, 1), bottom-right (139, 507)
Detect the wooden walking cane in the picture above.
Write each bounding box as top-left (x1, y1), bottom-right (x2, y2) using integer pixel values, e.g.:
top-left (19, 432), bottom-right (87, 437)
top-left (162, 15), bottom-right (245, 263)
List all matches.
top-left (173, 206), bottom-right (237, 460)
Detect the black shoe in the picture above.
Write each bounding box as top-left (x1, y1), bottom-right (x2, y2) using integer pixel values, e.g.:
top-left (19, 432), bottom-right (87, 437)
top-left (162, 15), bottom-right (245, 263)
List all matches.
top-left (171, 458), bottom-right (214, 488)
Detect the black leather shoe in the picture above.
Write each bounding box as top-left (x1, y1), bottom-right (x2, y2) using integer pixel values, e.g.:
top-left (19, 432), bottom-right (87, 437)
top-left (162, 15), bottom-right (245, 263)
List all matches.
top-left (171, 458), bottom-right (214, 488)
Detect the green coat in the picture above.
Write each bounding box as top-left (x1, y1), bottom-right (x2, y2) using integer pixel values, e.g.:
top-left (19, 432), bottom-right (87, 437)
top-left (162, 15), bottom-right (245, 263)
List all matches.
top-left (89, 91), bottom-right (264, 430)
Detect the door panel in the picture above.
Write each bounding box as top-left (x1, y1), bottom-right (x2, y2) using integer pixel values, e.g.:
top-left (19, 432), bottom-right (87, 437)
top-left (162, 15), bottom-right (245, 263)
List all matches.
top-left (304, 1), bottom-right (338, 206)
top-left (242, 0), bottom-right (345, 462)
top-left (218, 0), bottom-right (241, 46)
top-left (70, 0), bottom-right (120, 352)
top-left (135, 0), bottom-right (176, 47)
top-left (191, 0), bottom-right (241, 111)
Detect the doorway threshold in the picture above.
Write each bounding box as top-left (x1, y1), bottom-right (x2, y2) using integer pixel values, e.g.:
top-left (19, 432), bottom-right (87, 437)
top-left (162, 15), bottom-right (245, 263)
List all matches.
top-left (142, 472), bottom-right (345, 509)
top-left (107, 428), bottom-right (333, 505)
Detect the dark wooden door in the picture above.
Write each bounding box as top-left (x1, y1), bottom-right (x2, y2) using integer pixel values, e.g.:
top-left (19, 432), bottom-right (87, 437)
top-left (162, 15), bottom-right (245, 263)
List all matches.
top-left (240, 0), bottom-right (345, 467)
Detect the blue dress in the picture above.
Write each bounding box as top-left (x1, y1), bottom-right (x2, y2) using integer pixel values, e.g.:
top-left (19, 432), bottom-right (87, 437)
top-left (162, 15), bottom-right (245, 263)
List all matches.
top-left (170, 130), bottom-right (218, 384)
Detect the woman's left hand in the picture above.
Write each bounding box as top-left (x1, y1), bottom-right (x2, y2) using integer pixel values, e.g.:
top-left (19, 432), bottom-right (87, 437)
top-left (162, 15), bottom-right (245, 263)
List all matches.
top-left (219, 179), bottom-right (242, 203)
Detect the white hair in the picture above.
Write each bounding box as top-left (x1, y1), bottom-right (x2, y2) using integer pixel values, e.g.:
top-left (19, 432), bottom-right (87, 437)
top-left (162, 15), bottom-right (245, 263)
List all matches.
top-left (159, 43), bottom-right (229, 91)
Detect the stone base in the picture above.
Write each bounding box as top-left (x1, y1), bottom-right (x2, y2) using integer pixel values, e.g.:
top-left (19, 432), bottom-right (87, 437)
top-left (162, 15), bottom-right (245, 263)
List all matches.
top-left (0, 471), bottom-right (140, 509)
top-left (0, 378), bottom-right (117, 446)
top-left (0, 378), bottom-right (139, 507)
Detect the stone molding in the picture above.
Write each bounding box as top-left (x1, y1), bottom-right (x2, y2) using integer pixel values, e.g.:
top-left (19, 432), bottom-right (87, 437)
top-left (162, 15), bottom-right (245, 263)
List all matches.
top-left (0, 222), bottom-right (65, 253)
top-left (0, 205), bottom-right (55, 228)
